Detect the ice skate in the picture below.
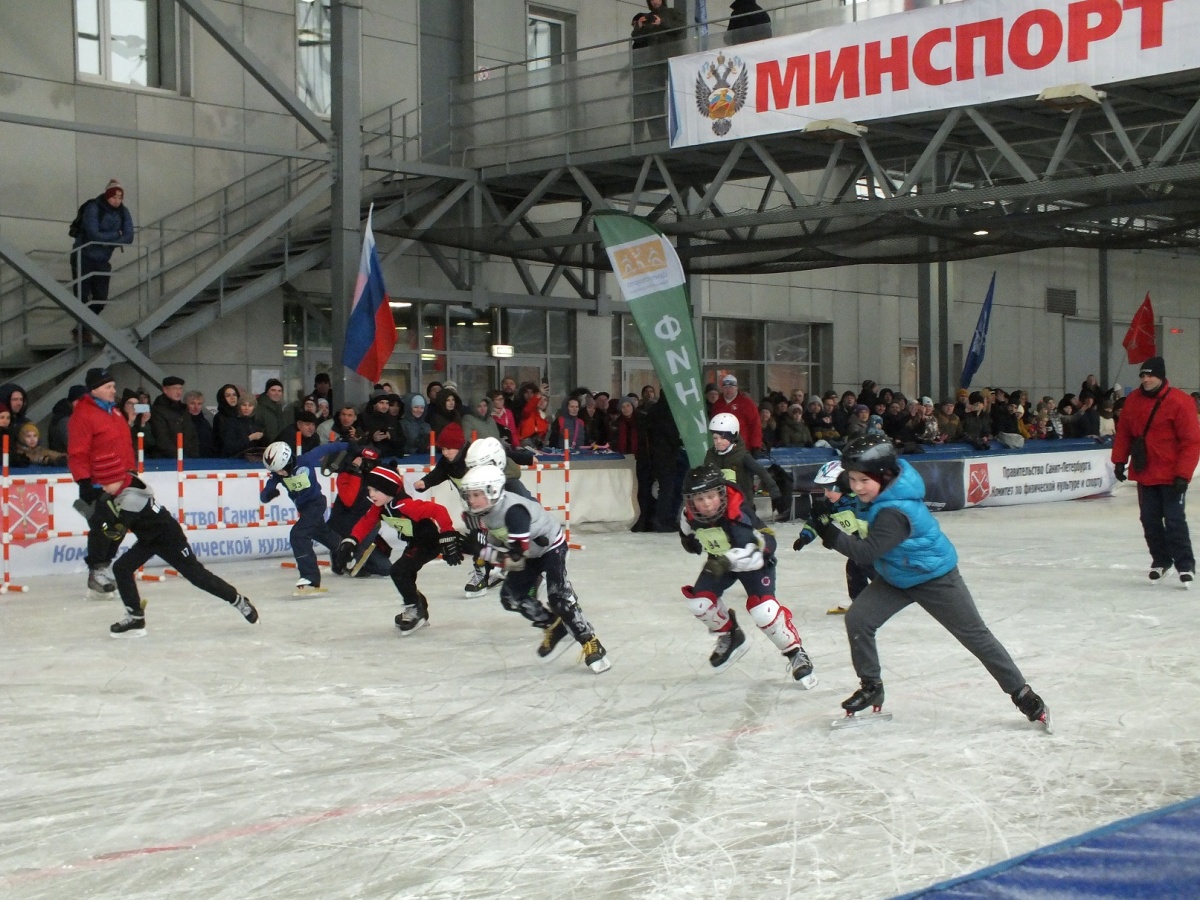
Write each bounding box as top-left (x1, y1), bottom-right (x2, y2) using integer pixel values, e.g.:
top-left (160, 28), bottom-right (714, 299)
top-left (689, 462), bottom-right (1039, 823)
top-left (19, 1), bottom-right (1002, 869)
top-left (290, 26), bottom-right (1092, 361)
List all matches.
top-left (87, 565), bottom-right (116, 600)
top-left (580, 636), bottom-right (611, 674)
top-left (709, 614), bottom-right (749, 672)
top-left (1149, 565), bottom-right (1172, 582)
top-left (537, 618), bottom-right (571, 661)
top-left (231, 595), bottom-right (259, 624)
top-left (109, 615), bottom-right (146, 638)
top-left (463, 566), bottom-right (503, 597)
top-left (826, 605), bottom-right (848, 615)
top-left (832, 678), bottom-right (891, 729)
top-left (784, 646), bottom-right (818, 689)
top-left (293, 578), bottom-right (329, 597)
top-left (1011, 684), bottom-right (1053, 733)
top-left (1180, 571), bottom-right (1194, 589)
top-left (394, 594), bottom-right (430, 635)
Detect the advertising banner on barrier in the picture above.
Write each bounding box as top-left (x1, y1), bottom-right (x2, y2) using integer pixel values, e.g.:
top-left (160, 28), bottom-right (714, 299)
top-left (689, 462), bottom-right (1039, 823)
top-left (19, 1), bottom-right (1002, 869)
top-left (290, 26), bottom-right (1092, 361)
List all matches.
top-left (668, 0), bottom-right (1194, 148)
top-left (962, 447), bottom-right (1115, 507)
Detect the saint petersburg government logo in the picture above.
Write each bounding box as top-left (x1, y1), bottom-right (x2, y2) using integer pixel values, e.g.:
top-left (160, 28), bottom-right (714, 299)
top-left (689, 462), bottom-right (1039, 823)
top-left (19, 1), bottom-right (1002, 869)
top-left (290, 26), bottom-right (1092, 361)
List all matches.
top-left (695, 54), bottom-right (748, 137)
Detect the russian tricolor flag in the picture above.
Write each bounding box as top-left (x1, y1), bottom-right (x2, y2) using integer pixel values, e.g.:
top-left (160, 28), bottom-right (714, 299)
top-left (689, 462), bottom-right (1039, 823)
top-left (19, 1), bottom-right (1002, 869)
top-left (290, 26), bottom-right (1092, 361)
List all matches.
top-left (344, 206), bottom-right (396, 384)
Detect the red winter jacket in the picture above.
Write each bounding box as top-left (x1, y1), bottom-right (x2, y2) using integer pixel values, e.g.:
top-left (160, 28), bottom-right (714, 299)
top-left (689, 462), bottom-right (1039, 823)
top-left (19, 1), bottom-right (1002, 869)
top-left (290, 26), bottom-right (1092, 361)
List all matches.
top-left (1112, 380), bottom-right (1200, 485)
top-left (711, 392), bottom-right (764, 452)
top-left (67, 393), bottom-right (136, 489)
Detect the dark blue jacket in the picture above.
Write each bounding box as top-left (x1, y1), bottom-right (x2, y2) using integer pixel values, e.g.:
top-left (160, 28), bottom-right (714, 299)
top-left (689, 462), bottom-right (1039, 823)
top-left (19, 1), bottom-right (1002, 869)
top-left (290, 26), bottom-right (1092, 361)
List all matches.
top-left (861, 459), bottom-right (957, 588)
top-left (261, 442), bottom-right (350, 509)
top-left (73, 196), bottom-right (134, 265)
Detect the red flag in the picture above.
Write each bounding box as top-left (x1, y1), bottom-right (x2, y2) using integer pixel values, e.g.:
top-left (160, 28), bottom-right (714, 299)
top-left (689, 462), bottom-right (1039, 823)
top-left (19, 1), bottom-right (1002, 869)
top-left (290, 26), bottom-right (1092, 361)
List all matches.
top-left (1122, 293), bottom-right (1156, 365)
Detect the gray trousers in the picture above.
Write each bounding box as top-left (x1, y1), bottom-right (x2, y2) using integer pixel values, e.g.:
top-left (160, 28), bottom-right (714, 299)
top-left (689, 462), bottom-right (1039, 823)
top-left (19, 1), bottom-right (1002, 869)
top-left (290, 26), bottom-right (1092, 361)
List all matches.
top-left (843, 567), bottom-right (1025, 694)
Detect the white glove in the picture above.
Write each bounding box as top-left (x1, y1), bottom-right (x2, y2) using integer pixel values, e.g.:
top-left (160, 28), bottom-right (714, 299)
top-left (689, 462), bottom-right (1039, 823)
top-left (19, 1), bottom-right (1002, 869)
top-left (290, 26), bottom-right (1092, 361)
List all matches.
top-left (725, 545), bottom-right (764, 572)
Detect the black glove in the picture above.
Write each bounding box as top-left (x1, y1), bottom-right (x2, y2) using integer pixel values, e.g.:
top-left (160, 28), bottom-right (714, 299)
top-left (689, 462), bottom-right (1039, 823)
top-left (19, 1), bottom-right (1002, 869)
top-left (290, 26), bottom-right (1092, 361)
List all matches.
top-left (1113, 462), bottom-right (1126, 482)
top-left (703, 554), bottom-right (732, 578)
top-left (1174, 476), bottom-right (1189, 493)
top-left (439, 531), bottom-right (464, 566)
top-left (459, 530), bottom-right (484, 556)
top-left (793, 531), bottom-right (816, 551)
top-left (77, 479), bottom-right (98, 505)
top-left (807, 515), bottom-right (841, 549)
top-left (332, 538), bottom-right (357, 575)
top-left (810, 495), bottom-right (834, 519)
top-left (680, 533), bottom-right (703, 555)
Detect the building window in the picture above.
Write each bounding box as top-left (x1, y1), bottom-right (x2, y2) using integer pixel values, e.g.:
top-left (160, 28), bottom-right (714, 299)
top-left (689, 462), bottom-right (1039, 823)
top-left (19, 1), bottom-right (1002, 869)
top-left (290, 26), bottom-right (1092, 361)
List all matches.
top-left (527, 8), bottom-right (574, 70)
top-left (297, 0), bottom-right (331, 116)
top-left (76, 0), bottom-right (187, 90)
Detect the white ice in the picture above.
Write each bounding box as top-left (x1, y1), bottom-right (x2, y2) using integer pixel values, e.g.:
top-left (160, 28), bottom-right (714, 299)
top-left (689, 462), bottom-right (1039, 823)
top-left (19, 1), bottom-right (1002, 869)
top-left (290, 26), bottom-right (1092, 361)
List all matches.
top-left (2, 484), bottom-right (1198, 900)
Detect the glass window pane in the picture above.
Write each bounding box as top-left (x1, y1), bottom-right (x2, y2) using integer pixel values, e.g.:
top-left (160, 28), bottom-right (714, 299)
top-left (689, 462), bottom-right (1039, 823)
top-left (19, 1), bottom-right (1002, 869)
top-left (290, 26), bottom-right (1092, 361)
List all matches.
top-left (77, 36), bottom-right (101, 74)
top-left (77, 0), bottom-right (99, 34)
top-left (448, 305), bottom-right (491, 353)
top-left (454, 365), bottom-right (497, 414)
top-left (765, 364), bottom-right (810, 398)
top-left (547, 310), bottom-right (570, 355)
top-left (766, 321), bottom-right (810, 363)
top-left (703, 319), bottom-right (718, 359)
top-left (381, 361), bottom-right (414, 396)
top-left (392, 301), bottom-right (418, 351)
top-left (624, 366), bottom-right (660, 398)
top-left (611, 316), bottom-right (621, 357)
top-left (420, 305), bottom-right (445, 352)
top-left (297, 0), bottom-right (332, 116)
top-left (719, 319), bottom-right (761, 360)
top-left (109, 0), bottom-right (149, 86)
top-left (622, 315), bottom-right (648, 358)
top-left (548, 357), bottom-right (571, 412)
top-left (504, 309), bottom-right (546, 355)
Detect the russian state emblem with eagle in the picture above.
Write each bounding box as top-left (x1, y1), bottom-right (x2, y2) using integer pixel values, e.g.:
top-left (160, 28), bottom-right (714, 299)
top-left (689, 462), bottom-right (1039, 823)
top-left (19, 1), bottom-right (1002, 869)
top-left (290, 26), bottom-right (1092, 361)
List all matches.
top-left (695, 54), bottom-right (748, 137)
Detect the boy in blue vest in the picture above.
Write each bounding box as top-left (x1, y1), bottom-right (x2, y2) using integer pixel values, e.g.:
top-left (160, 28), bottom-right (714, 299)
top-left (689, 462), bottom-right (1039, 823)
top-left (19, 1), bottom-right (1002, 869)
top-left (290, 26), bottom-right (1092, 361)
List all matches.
top-left (260, 439), bottom-right (351, 596)
top-left (807, 435), bottom-right (1050, 730)
top-left (793, 459), bottom-right (873, 614)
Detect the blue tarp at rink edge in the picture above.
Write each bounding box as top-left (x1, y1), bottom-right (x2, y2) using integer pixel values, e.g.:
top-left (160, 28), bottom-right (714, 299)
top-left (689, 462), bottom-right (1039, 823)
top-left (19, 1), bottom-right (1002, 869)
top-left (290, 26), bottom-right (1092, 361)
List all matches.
top-left (892, 794), bottom-right (1200, 899)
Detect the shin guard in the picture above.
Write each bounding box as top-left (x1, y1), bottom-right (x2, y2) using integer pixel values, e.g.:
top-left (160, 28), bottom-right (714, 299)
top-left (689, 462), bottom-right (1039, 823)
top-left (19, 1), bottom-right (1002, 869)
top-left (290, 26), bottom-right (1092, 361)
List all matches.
top-left (747, 596), bottom-right (800, 652)
top-left (682, 586), bottom-right (732, 633)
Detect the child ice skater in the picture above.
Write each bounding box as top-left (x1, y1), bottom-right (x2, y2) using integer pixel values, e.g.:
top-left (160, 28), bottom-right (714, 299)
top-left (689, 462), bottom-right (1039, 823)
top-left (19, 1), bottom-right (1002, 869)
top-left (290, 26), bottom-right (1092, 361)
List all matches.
top-left (458, 463), bottom-right (610, 673)
top-left (706, 413), bottom-right (788, 518)
top-left (99, 475), bottom-right (258, 636)
top-left (807, 435), bottom-right (1050, 729)
top-left (260, 439), bottom-right (351, 596)
top-left (793, 460), bottom-right (873, 614)
top-left (678, 462), bottom-right (816, 686)
top-left (333, 466), bottom-right (463, 633)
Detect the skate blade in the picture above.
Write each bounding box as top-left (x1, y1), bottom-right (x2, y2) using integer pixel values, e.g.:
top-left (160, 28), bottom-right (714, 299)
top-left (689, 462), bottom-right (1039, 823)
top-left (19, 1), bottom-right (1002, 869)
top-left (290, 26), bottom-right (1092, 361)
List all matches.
top-left (831, 711), bottom-right (892, 730)
top-left (1039, 709), bottom-right (1054, 734)
top-left (88, 589), bottom-right (117, 601)
top-left (825, 607), bottom-right (847, 615)
top-left (710, 641), bottom-right (751, 673)
top-left (587, 656), bottom-right (612, 674)
top-left (292, 586), bottom-right (329, 597)
top-left (395, 618), bottom-right (429, 636)
top-left (109, 629), bottom-right (147, 639)
top-left (794, 673), bottom-right (819, 690)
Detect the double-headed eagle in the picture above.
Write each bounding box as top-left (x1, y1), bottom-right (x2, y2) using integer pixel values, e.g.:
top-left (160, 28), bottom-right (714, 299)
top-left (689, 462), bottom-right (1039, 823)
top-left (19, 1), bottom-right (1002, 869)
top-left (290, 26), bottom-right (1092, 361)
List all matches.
top-left (695, 54), bottom-right (748, 137)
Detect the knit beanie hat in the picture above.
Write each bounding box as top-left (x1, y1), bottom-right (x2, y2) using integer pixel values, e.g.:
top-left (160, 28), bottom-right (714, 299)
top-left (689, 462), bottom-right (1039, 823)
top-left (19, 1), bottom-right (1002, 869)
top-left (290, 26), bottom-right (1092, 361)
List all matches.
top-left (365, 467), bottom-right (405, 498)
top-left (104, 179), bottom-right (123, 200)
top-left (86, 367), bottom-right (115, 391)
top-left (438, 422), bottom-right (465, 451)
top-left (1139, 356), bottom-right (1166, 379)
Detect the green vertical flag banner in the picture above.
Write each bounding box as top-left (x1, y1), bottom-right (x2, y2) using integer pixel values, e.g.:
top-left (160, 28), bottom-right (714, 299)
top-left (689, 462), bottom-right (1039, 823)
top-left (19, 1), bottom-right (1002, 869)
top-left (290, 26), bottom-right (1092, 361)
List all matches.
top-left (594, 212), bottom-right (708, 467)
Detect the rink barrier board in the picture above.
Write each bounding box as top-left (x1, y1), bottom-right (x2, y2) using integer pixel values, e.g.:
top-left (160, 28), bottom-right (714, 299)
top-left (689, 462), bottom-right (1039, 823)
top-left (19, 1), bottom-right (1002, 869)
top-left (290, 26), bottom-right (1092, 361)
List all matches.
top-left (893, 793), bottom-right (1200, 899)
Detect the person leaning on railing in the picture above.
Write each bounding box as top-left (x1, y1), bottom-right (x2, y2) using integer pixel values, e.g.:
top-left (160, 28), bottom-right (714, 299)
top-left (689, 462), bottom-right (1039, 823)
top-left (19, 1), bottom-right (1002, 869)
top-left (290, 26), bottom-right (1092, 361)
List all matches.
top-left (69, 179), bottom-right (133, 342)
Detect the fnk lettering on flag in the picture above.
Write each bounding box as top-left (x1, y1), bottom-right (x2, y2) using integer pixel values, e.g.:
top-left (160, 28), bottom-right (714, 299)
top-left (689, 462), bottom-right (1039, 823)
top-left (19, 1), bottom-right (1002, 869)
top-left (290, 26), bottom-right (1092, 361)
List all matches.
top-left (960, 272), bottom-right (995, 389)
top-left (344, 206), bottom-right (396, 384)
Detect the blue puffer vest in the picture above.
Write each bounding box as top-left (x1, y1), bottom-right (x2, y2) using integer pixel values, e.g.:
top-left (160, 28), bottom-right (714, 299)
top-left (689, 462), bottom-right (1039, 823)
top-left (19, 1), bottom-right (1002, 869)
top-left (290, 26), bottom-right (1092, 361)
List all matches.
top-left (861, 459), bottom-right (957, 588)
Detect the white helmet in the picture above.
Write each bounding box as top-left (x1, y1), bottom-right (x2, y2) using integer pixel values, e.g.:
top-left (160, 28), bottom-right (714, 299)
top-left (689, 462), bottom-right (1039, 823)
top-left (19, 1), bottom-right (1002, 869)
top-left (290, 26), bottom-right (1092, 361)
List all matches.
top-left (263, 441), bottom-right (293, 473)
top-left (708, 412), bottom-right (740, 435)
top-left (459, 464), bottom-right (506, 513)
top-left (814, 460), bottom-right (843, 485)
top-left (465, 436), bottom-right (506, 470)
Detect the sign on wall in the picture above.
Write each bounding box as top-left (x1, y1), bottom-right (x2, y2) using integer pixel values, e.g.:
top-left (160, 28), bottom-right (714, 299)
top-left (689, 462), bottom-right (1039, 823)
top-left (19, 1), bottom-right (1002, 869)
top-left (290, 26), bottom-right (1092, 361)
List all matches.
top-left (670, 0), bottom-right (1192, 147)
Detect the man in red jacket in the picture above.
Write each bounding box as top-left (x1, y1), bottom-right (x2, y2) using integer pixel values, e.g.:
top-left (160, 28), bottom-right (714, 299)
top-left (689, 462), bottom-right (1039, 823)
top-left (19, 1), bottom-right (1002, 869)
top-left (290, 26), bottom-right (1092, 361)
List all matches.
top-left (710, 374), bottom-right (764, 455)
top-left (67, 367), bottom-right (135, 598)
top-left (1112, 356), bottom-right (1200, 586)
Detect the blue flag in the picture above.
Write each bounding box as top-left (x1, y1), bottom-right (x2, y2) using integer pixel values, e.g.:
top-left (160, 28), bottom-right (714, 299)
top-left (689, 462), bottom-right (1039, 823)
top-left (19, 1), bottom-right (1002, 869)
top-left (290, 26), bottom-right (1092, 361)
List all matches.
top-left (960, 272), bottom-right (995, 389)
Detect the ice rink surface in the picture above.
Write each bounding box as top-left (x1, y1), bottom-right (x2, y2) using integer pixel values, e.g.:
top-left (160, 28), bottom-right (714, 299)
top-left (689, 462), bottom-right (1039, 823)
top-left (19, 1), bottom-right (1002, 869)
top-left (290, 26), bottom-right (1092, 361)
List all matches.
top-left (3, 484), bottom-right (1199, 899)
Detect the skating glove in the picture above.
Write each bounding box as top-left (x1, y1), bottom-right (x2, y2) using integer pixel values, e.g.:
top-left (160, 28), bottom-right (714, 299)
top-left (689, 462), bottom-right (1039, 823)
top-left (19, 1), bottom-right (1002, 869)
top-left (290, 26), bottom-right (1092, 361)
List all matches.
top-left (1174, 476), bottom-right (1189, 493)
top-left (332, 538), bottom-right (357, 575)
top-left (1113, 463), bottom-right (1126, 482)
top-left (439, 531), bottom-right (464, 566)
top-left (260, 486), bottom-right (280, 503)
top-left (680, 533), bottom-right (704, 555)
top-left (703, 554), bottom-right (732, 578)
top-left (807, 515), bottom-right (841, 549)
top-left (725, 545), bottom-right (765, 572)
top-left (793, 529), bottom-right (816, 551)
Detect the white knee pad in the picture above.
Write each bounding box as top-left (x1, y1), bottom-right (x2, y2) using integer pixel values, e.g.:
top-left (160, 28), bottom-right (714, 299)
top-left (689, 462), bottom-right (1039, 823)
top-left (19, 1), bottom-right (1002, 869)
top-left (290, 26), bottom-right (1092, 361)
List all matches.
top-left (747, 597), bottom-right (800, 652)
top-left (685, 593), bottom-right (731, 633)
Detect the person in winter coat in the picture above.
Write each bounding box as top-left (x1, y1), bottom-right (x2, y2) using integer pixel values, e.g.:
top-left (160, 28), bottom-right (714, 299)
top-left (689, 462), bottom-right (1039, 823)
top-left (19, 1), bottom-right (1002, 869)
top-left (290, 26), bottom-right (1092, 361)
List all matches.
top-left (149, 376), bottom-right (199, 458)
top-left (357, 392), bottom-right (406, 460)
top-left (554, 396), bottom-right (589, 449)
top-left (48, 385), bottom-right (86, 454)
top-left (630, 0), bottom-right (685, 141)
top-left (426, 387), bottom-right (464, 438)
top-left (213, 384), bottom-right (245, 456)
top-left (0, 382), bottom-right (29, 435)
top-left (399, 393), bottom-right (433, 453)
top-left (255, 379), bottom-right (290, 448)
top-left (725, 0), bottom-right (772, 44)
top-left (1112, 356), bottom-right (1200, 585)
top-left (518, 393), bottom-right (551, 449)
top-left (489, 390), bottom-right (518, 444)
top-left (806, 436), bottom-right (1050, 730)
top-left (461, 396), bottom-right (501, 443)
top-left (705, 413), bottom-right (786, 518)
top-left (120, 388), bottom-right (155, 458)
top-left (711, 374), bottom-right (765, 455)
top-left (777, 403), bottom-right (814, 447)
top-left (70, 179), bottom-right (134, 319)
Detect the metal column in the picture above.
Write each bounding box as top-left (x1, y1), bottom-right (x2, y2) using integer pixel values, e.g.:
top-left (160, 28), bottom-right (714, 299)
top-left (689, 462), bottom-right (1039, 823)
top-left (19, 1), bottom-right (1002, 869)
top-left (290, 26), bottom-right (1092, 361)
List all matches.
top-left (1099, 249), bottom-right (1111, 389)
top-left (330, 0), bottom-right (365, 407)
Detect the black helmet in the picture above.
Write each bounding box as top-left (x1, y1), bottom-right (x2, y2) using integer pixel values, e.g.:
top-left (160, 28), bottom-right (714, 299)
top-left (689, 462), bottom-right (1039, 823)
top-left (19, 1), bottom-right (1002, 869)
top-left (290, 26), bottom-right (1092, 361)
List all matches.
top-left (841, 435), bottom-right (899, 478)
top-left (683, 463), bottom-right (728, 525)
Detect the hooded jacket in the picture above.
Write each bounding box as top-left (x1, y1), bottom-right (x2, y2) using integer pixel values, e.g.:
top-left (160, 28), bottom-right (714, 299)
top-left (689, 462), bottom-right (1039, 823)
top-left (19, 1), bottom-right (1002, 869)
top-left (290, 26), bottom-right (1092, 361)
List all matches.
top-left (399, 394), bottom-right (432, 453)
